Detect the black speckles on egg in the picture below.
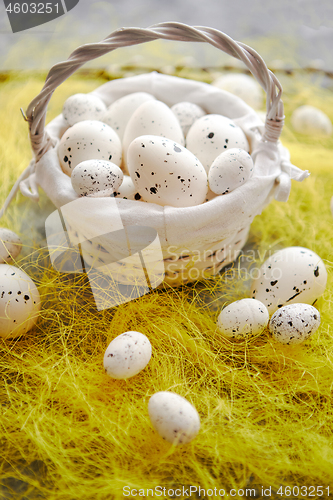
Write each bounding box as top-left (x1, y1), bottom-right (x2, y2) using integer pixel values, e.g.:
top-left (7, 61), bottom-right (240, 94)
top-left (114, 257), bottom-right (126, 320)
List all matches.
top-left (269, 303), bottom-right (321, 345)
top-left (127, 135), bottom-right (207, 207)
top-left (148, 392), bottom-right (200, 445)
top-left (186, 114), bottom-right (250, 172)
top-left (71, 159), bottom-right (123, 197)
top-left (251, 247), bottom-right (327, 314)
top-left (103, 331), bottom-right (151, 379)
top-left (58, 120), bottom-right (122, 176)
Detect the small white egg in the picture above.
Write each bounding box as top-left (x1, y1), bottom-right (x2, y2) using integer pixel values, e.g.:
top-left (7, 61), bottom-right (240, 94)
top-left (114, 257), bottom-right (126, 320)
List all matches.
top-left (102, 92), bottom-right (155, 141)
top-left (269, 303), bottom-right (320, 345)
top-left (186, 114), bottom-right (249, 173)
top-left (208, 148), bottom-right (254, 195)
top-left (0, 228), bottom-right (22, 264)
top-left (171, 102), bottom-right (206, 136)
top-left (217, 298), bottom-right (269, 339)
top-left (251, 247), bottom-right (327, 315)
top-left (212, 73), bottom-right (264, 110)
top-left (58, 120), bottom-right (122, 176)
top-left (62, 93), bottom-right (107, 126)
top-left (148, 391), bottom-right (200, 445)
top-left (291, 105), bottom-right (332, 136)
top-left (71, 159), bottom-right (123, 197)
top-left (123, 100), bottom-right (185, 172)
top-left (127, 135), bottom-right (208, 207)
top-left (103, 331), bottom-right (152, 379)
top-left (114, 175), bottom-right (142, 201)
top-left (0, 264), bottom-right (41, 339)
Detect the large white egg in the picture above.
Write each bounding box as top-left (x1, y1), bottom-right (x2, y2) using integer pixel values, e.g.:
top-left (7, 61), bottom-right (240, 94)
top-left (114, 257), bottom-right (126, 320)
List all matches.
top-left (208, 148), bottom-right (254, 195)
top-left (251, 247), bottom-right (327, 315)
top-left (103, 331), bottom-right (152, 379)
top-left (269, 303), bottom-right (321, 345)
top-left (186, 114), bottom-right (249, 173)
top-left (217, 298), bottom-right (269, 340)
top-left (71, 159), bottom-right (123, 197)
top-left (0, 228), bottom-right (22, 264)
top-left (291, 105), bottom-right (332, 136)
top-left (127, 135), bottom-right (208, 207)
top-left (58, 120), bottom-right (122, 176)
top-left (123, 100), bottom-right (185, 172)
top-left (102, 92), bottom-right (155, 141)
top-left (62, 93), bottom-right (107, 126)
top-left (148, 391), bottom-right (200, 445)
top-left (212, 73), bottom-right (264, 110)
top-left (0, 264), bottom-right (41, 339)
top-left (171, 101), bottom-right (206, 136)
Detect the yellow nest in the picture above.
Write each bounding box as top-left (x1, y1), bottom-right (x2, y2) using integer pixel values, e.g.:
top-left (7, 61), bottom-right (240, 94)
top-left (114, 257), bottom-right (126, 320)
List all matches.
top-left (1, 70), bottom-right (333, 500)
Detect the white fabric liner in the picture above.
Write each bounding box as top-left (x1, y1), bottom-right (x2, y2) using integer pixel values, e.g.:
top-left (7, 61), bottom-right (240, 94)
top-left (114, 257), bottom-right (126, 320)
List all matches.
top-left (20, 72), bottom-right (309, 269)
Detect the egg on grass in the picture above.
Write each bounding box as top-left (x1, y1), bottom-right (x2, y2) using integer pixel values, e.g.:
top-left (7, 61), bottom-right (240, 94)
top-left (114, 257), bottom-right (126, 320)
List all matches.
top-left (148, 391), bottom-right (200, 445)
top-left (0, 264), bottom-right (41, 339)
top-left (0, 228), bottom-right (22, 264)
top-left (217, 298), bottom-right (269, 340)
top-left (103, 331), bottom-right (152, 379)
top-left (269, 303), bottom-right (321, 345)
top-left (251, 247), bottom-right (327, 315)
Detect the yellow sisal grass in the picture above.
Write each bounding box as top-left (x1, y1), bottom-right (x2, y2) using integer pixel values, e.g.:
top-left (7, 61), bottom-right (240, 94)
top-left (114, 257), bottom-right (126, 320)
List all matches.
top-left (0, 70), bottom-right (333, 499)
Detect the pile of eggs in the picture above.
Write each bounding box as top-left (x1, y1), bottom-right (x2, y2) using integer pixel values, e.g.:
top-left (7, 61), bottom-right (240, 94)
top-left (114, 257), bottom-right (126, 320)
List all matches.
top-left (57, 91), bottom-right (253, 207)
top-left (217, 246), bottom-right (327, 346)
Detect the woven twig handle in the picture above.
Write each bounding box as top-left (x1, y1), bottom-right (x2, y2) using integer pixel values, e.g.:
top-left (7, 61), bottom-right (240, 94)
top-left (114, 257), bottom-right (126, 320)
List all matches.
top-left (25, 22), bottom-right (284, 162)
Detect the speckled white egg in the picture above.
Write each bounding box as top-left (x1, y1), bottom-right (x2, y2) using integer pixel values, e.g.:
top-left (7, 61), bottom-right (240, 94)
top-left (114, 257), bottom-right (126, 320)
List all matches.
top-left (103, 331), bottom-right (152, 379)
top-left (217, 298), bottom-right (269, 339)
top-left (123, 100), bottom-right (185, 172)
top-left (251, 247), bottom-right (327, 315)
top-left (114, 175), bottom-right (142, 201)
top-left (71, 159), bottom-right (123, 197)
top-left (212, 73), bottom-right (264, 110)
top-left (58, 120), bottom-right (122, 176)
top-left (291, 105), bottom-right (332, 136)
top-left (102, 92), bottom-right (155, 141)
top-left (208, 148), bottom-right (254, 195)
top-left (269, 303), bottom-right (320, 345)
top-left (62, 93), bottom-right (107, 126)
top-left (127, 135), bottom-right (208, 207)
top-left (0, 228), bottom-right (22, 264)
top-left (186, 114), bottom-right (250, 173)
top-left (0, 264), bottom-right (41, 339)
top-left (171, 102), bottom-right (206, 136)
top-left (148, 392), bottom-right (200, 445)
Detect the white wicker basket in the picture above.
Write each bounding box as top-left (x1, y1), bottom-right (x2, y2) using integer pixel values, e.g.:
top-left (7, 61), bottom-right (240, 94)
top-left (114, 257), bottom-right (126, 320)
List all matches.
top-left (2, 23), bottom-right (309, 292)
